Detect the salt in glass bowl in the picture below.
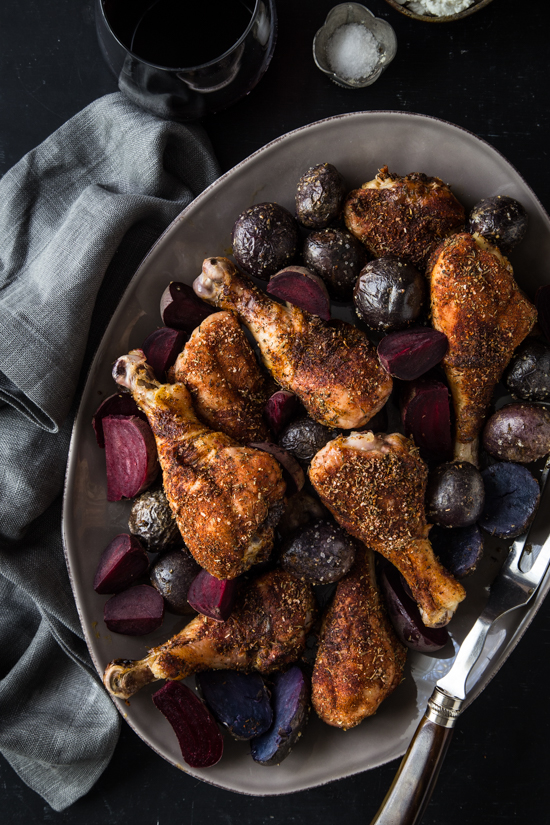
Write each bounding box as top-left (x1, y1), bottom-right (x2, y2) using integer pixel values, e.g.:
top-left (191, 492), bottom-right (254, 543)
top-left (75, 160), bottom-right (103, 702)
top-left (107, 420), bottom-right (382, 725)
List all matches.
top-left (313, 3), bottom-right (397, 89)
top-left (383, 0), bottom-right (494, 23)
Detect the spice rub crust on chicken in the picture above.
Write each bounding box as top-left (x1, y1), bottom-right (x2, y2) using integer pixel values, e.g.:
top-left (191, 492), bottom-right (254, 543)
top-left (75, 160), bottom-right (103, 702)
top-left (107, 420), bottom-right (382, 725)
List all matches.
top-left (112, 350), bottom-right (285, 579)
top-left (428, 232), bottom-right (537, 464)
top-left (312, 548), bottom-right (406, 730)
top-left (309, 431), bottom-right (465, 628)
top-left (343, 166), bottom-right (465, 270)
top-left (193, 257), bottom-right (393, 430)
top-left (103, 569), bottom-right (316, 700)
top-left (172, 311), bottom-right (269, 444)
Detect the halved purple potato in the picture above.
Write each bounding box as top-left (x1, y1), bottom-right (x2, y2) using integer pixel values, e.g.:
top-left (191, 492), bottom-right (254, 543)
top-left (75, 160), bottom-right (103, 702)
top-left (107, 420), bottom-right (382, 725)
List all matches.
top-left (142, 327), bottom-right (187, 381)
top-left (103, 584), bottom-right (164, 635)
top-left (378, 560), bottom-right (449, 653)
top-left (429, 524), bottom-right (484, 579)
top-left (152, 681), bottom-right (223, 768)
top-left (196, 670), bottom-right (273, 740)
top-left (103, 415), bottom-right (159, 501)
top-left (250, 666), bottom-right (310, 765)
top-left (479, 462), bottom-right (540, 539)
top-left (93, 533), bottom-right (150, 594)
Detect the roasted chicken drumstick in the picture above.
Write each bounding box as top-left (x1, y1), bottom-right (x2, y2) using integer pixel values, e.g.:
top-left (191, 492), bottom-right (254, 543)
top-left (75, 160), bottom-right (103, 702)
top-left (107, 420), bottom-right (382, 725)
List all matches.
top-left (312, 548), bottom-right (406, 730)
top-left (172, 310), bottom-right (269, 444)
top-left (112, 350), bottom-right (285, 579)
top-left (309, 431), bottom-right (465, 628)
top-left (103, 569), bottom-right (316, 699)
top-left (428, 232), bottom-right (537, 464)
top-left (193, 257), bottom-right (392, 430)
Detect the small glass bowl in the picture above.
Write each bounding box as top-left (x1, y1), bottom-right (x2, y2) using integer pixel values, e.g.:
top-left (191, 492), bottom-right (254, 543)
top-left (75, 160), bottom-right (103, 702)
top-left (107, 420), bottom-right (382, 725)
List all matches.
top-left (383, 0), bottom-right (494, 23)
top-left (313, 3), bottom-right (397, 89)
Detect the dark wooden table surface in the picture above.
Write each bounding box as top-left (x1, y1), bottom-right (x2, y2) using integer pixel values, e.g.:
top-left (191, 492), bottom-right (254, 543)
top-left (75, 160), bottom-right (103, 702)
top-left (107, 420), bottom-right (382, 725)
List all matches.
top-left (1, 1), bottom-right (550, 823)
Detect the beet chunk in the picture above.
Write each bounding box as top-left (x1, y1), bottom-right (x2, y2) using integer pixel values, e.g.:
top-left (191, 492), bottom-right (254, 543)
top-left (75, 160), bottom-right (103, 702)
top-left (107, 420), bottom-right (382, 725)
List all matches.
top-left (160, 281), bottom-right (214, 332)
top-left (103, 584), bottom-right (164, 635)
top-left (378, 559), bottom-right (449, 653)
top-left (429, 524), bottom-right (484, 579)
top-left (250, 666), bottom-right (310, 765)
top-left (267, 266), bottom-right (331, 321)
top-left (264, 390), bottom-right (300, 437)
top-left (378, 328), bottom-right (448, 381)
top-left (479, 462), bottom-right (540, 539)
top-left (142, 327), bottom-right (187, 381)
top-left (93, 533), bottom-right (150, 594)
top-left (187, 570), bottom-right (240, 621)
top-left (401, 379), bottom-right (453, 462)
top-left (92, 392), bottom-right (146, 448)
top-left (152, 681), bottom-right (223, 768)
top-left (196, 670), bottom-right (273, 740)
top-left (103, 415), bottom-right (159, 501)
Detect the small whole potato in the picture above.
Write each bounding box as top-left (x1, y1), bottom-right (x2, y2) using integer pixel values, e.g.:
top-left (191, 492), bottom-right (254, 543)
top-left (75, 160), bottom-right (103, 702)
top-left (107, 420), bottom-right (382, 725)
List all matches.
top-left (482, 402), bottom-right (550, 463)
top-left (295, 163), bottom-right (346, 229)
top-left (231, 202), bottom-right (299, 281)
top-left (426, 461), bottom-right (485, 528)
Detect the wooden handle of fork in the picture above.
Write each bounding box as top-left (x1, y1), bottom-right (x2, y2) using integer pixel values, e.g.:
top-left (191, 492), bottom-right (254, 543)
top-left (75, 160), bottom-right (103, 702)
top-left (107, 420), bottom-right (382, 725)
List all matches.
top-left (370, 689), bottom-right (462, 825)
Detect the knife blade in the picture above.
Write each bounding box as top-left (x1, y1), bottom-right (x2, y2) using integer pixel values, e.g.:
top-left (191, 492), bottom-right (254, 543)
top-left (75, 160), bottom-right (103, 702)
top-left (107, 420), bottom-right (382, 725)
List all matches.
top-left (370, 460), bottom-right (550, 825)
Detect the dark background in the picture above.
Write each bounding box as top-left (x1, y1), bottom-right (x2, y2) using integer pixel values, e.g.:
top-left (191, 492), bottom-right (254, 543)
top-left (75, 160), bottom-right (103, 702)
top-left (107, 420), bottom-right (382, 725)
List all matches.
top-left (1, 0), bottom-right (550, 822)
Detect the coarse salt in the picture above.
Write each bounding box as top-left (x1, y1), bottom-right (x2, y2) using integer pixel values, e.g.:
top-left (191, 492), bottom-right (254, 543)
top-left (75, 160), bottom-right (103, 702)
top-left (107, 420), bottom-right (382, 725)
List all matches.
top-left (327, 23), bottom-right (380, 81)
top-left (404, 0), bottom-right (474, 15)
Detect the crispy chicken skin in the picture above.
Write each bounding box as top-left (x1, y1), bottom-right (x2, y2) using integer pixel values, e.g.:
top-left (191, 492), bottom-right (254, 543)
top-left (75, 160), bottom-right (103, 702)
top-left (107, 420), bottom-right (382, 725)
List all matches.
top-left (309, 431), bottom-right (465, 628)
top-left (103, 569), bottom-right (316, 699)
top-left (428, 232), bottom-right (537, 464)
top-left (172, 311), bottom-right (269, 444)
top-left (343, 166), bottom-right (465, 270)
top-left (193, 257), bottom-right (392, 430)
top-left (312, 548), bottom-right (406, 730)
top-left (112, 350), bottom-right (285, 579)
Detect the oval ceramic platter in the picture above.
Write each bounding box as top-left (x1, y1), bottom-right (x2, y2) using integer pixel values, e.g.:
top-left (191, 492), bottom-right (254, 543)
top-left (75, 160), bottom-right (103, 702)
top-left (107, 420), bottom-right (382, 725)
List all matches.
top-left (63, 111), bottom-right (550, 795)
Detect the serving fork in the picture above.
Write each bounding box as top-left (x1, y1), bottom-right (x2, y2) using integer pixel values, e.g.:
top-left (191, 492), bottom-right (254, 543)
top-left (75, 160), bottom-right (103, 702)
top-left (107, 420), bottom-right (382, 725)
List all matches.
top-left (371, 461), bottom-right (550, 825)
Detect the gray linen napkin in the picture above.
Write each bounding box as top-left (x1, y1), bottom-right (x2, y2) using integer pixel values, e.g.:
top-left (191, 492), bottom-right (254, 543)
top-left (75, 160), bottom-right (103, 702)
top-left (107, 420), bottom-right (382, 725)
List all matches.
top-left (0, 92), bottom-right (220, 811)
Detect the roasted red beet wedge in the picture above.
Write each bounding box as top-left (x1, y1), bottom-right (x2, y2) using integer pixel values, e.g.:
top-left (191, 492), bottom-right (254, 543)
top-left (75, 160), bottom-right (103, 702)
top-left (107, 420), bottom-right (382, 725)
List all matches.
top-left (267, 266), bottom-right (331, 320)
top-left (103, 415), bottom-right (159, 501)
top-left (103, 584), bottom-right (164, 635)
top-left (93, 533), bottom-right (150, 594)
top-left (142, 327), bottom-right (187, 381)
top-left (152, 681), bottom-right (223, 768)
top-left (92, 392), bottom-right (146, 448)
top-left (187, 569), bottom-right (239, 621)
top-left (264, 390), bottom-right (300, 436)
top-left (401, 378), bottom-right (453, 462)
top-left (160, 281), bottom-right (214, 332)
top-left (377, 328), bottom-right (448, 381)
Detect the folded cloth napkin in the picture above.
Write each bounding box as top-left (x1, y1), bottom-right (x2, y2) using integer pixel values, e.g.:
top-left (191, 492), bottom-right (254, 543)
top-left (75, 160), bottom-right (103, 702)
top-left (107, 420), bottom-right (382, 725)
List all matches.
top-left (0, 92), bottom-right (220, 811)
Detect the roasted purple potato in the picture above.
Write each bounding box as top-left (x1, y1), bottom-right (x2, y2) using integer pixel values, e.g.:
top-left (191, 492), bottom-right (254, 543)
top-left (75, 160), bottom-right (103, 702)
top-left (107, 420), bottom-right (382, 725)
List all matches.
top-left (295, 163), bottom-right (346, 229)
top-left (277, 490), bottom-right (328, 538)
top-left (149, 546), bottom-right (201, 615)
top-left (425, 461), bottom-right (485, 528)
top-left (354, 258), bottom-right (426, 331)
top-left (231, 202), bottom-right (299, 280)
top-left (429, 524), bottom-right (484, 579)
top-left (152, 681), bottom-right (223, 768)
top-left (103, 584), bottom-right (165, 635)
top-left (482, 402), bottom-right (550, 463)
top-left (479, 462), bottom-right (540, 539)
top-left (128, 487), bottom-right (180, 551)
top-left (280, 518), bottom-right (357, 584)
top-left (93, 533), bottom-right (150, 594)
top-left (467, 195), bottom-right (528, 253)
top-left (303, 226), bottom-right (368, 300)
top-left (504, 339), bottom-right (550, 402)
top-left (378, 560), bottom-right (449, 653)
top-left (279, 417), bottom-right (335, 465)
top-left (196, 670), bottom-right (273, 740)
top-left (250, 666), bottom-right (310, 765)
